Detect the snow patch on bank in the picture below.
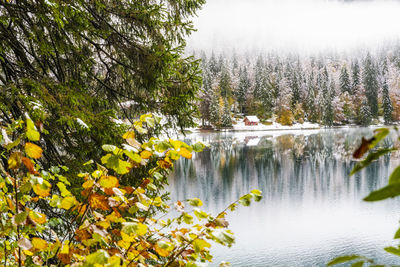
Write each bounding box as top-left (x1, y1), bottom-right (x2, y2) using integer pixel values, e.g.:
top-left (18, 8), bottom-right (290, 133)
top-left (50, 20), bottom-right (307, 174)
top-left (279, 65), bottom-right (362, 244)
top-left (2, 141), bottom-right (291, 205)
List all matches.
top-left (232, 121), bottom-right (320, 131)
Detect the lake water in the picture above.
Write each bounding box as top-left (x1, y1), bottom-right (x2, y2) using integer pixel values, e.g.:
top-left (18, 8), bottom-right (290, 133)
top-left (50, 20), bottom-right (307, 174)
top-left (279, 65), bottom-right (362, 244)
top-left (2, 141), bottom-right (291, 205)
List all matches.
top-left (168, 128), bottom-right (400, 267)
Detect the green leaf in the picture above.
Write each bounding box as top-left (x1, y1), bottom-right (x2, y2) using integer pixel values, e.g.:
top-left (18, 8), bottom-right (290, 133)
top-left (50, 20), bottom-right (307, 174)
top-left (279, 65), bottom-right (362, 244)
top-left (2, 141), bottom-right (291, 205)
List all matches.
top-left (193, 208), bottom-right (208, 220)
top-left (20, 183), bottom-right (32, 194)
top-left (212, 229), bottom-right (235, 246)
top-left (394, 227), bottom-right (400, 239)
top-left (57, 182), bottom-right (71, 197)
top-left (350, 148), bottom-right (395, 176)
top-left (102, 144), bottom-right (117, 152)
top-left (363, 184), bottom-right (400, 201)
top-left (351, 261), bottom-right (364, 267)
top-left (121, 222), bottom-right (147, 236)
top-left (327, 255), bottom-right (361, 266)
top-left (85, 250), bottom-right (109, 265)
top-left (183, 213), bottom-right (194, 224)
top-left (14, 211), bottom-right (28, 225)
top-left (155, 141), bottom-right (171, 153)
top-left (192, 142), bottom-right (205, 153)
top-left (145, 117), bottom-right (155, 128)
top-left (124, 150), bottom-right (141, 163)
top-left (188, 198), bottom-right (203, 207)
top-left (370, 128), bottom-right (390, 149)
top-left (26, 118), bottom-right (40, 141)
top-left (239, 194), bottom-right (252, 206)
top-left (251, 189), bottom-right (262, 202)
top-left (384, 246), bottom-right (400, 256)
top-left (193, 239), bottom-right (211, 253)
top-left (389, 166), bottom-right (400, 185)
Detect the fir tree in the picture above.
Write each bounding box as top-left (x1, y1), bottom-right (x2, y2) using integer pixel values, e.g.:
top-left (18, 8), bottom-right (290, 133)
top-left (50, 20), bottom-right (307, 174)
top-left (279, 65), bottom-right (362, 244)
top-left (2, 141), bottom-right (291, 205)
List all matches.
top-left (339, 65), bottom-right (351, 94)
top-left (351, 59), bottom-right (361, 94)
top-left (359, 100), bottom-right (372, 126)
top-left (363, 53), bottom-right (379, 117)
top-left (322, 80), bottom-right (334, 126)
top-left (237, 67), bottom-right (249, 113)
top-left (254, 55), bottom-right (264, 99)
top-left (209, 52), bottom-right (219, 77)
top-left (219, 67), bottom-right (232, 98)
top-left (382, 79), bottom-right (393, 125)
top-left (221, 99), bottom-right (233, 127)
top-left (209, 88), bottom-right (221, 128)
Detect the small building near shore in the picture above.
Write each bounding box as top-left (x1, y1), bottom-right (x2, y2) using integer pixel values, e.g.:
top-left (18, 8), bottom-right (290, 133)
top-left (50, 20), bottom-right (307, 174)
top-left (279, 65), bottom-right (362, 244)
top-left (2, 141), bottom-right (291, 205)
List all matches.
top-left (244, 116), bottom-right (260, 126)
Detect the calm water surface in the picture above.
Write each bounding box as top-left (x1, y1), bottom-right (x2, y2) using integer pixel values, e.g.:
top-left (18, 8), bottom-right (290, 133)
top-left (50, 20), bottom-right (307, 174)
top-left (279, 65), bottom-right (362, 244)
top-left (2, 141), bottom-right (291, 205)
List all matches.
top-left (169, 128), bottom-right (400, 266)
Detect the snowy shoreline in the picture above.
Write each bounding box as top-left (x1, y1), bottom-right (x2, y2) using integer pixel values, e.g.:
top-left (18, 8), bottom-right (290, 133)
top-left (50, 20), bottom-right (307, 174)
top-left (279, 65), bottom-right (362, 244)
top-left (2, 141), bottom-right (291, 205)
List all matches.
top-left (185, 121), bottom-right (390, 133)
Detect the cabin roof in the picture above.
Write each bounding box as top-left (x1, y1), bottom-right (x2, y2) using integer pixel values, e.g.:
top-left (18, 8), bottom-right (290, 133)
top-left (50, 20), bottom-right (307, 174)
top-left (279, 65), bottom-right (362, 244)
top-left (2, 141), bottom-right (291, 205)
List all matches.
top-left (244, 116), bottom-right (260, 123)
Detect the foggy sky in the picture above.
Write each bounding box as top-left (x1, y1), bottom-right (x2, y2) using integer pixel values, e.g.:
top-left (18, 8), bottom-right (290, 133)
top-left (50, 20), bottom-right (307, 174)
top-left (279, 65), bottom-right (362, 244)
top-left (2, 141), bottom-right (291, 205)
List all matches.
top-left (187, 0), bottom-right (400, 54)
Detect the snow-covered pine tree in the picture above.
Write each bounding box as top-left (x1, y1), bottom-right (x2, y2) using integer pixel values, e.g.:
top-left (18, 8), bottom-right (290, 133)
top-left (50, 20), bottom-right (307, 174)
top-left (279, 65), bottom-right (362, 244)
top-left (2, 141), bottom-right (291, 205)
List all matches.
top-left (209, 87), bottom-right (221, 128)
top-left (382, 79), bottom-right (393, 125)
top-left (219, 67), bottom-right (232, 98)
top-left (209, 52), bottom-right (219, 77)
top-left (221, 99), bottom-right (233, 127)
top-left (363, 53), bottom-right (379, 117)
top-left (236, 67), bottom-right (249, 113)
top-left (352, 59), bottom-right (360, 94)
top-left (339, 65), bottom-right (351, 94)
top-left (254, 55), bottom-right (264, 99)
top-left (359, 100), bottom-right (372, 126)
top-left (322, 79), bottom-right (334, 126)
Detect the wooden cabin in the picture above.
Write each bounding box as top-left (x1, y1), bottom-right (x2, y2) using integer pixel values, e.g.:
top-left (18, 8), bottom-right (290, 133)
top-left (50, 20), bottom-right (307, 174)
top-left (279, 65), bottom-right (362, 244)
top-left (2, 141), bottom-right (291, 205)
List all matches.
top-left (244, 116), bottom-right (260, 126)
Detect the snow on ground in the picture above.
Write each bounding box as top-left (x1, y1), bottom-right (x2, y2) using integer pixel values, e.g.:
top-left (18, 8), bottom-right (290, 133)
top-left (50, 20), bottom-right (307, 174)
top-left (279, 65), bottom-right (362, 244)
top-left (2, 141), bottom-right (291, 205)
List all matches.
top-left (231, 121), bottom-right (320, 131)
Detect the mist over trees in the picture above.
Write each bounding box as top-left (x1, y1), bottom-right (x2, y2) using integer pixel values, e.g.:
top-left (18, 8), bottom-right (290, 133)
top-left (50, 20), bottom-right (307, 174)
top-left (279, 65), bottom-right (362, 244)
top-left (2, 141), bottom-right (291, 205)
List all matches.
top-left (196, 49), bottom-right (400, 127)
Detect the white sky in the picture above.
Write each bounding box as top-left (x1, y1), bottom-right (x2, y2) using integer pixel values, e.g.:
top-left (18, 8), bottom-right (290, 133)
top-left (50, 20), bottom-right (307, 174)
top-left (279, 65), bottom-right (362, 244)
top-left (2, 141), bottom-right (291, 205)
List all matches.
top-left (187, 0), bottom-right (400, 54)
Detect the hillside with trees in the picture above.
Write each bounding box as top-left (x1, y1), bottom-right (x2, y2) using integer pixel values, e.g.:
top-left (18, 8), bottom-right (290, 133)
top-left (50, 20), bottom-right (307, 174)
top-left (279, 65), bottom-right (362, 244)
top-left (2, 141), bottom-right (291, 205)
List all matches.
top-left (197, 50), bottom-right (400, 128)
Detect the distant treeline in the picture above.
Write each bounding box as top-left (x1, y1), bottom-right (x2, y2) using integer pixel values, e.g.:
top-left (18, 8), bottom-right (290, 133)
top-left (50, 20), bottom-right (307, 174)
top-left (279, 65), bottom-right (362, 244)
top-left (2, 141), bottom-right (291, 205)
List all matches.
top-left (196, 49), bottom-right (400, 127)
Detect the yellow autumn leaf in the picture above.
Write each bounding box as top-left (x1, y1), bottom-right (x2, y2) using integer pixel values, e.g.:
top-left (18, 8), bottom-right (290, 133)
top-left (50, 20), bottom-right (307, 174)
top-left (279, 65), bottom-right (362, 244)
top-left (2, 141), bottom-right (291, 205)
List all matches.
top-left (97, 220), bottom-right (110, 229)
top-left (140, 150), bottom-right (152, 159)
top-left (122, 131), bottom-right (135, 139)
top-left (25, 142), bottom-right (43, 159)
top-left (23, 250), bottom-right (34, 256)
top-left (99, 176), bottom-right (119, 189)
top-left (154, 244), bottom-right (171, 257)
top-left (8, 152), bottom-right (22, 169)
top-left (179, 147), bottom-right (192, 159)
top-left (32, 237), bottom-right (47, 250)
top-left (121, 231), bottom-right (135, 242)
top-left (61, 196), bottom-right (77, 210)
top-left (33, 181), bottom-right (51, 197)
top-left (29, 211), bottom-right (47, 224)
top-left (117, 240), bottom-right (131, 250)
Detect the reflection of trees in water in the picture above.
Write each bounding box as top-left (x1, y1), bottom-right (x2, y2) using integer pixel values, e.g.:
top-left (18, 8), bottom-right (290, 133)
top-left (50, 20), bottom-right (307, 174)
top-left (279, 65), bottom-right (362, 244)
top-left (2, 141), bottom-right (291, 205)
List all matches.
top-left (169, 129), bottom-right (397, 208)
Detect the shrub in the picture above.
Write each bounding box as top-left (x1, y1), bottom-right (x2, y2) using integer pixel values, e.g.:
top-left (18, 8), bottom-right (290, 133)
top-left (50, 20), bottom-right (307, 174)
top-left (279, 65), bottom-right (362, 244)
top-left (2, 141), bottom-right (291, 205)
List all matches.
top-left (0, 114), bottom-right (262, 266)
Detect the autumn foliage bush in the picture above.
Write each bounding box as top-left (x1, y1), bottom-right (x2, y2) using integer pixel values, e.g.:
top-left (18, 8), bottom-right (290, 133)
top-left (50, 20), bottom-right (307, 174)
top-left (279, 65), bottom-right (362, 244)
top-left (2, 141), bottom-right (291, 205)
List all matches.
top-left (0, 114), bottom-right (261, 266)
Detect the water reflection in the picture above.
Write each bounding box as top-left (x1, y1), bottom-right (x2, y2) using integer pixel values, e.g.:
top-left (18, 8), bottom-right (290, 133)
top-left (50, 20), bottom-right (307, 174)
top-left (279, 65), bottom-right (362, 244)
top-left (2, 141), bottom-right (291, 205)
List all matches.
top-left (169, 128), bottom-right (400, 266)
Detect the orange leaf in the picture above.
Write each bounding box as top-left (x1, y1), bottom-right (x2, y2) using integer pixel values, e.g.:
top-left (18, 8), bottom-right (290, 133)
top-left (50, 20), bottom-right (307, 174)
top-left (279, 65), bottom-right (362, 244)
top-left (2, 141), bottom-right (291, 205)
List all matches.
top-left (179, 148), bottom-right (192, 159)
top-left (89, 194), bottom-right (110, 211)
top-left (140, 150), bottom-right (152, 159)
top-left (75, 229), bottom-right (91, 242)
top-left (22, 157), bottom-right (38, 174)
top-left (25, 142), bottom-right (43, 159)
top-left (158, 158), bottom-right (172, 169)
top-left (82, 180), bottom-right (94, 189)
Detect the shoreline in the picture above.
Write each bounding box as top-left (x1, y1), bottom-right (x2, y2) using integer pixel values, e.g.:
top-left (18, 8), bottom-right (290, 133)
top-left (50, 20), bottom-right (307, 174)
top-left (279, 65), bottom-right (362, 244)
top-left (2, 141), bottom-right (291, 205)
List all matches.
top-left (185, 124), bottom-right (388, 134)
